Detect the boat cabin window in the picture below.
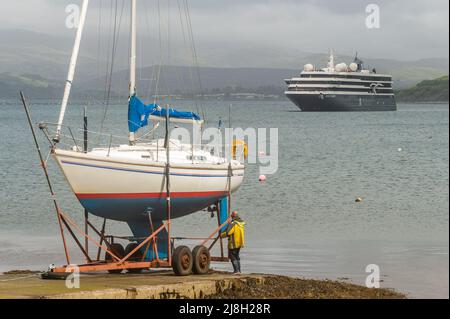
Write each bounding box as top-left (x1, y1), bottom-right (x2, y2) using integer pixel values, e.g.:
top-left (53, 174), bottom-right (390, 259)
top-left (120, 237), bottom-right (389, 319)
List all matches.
top-left (187, 155), bottom-right (207, 162)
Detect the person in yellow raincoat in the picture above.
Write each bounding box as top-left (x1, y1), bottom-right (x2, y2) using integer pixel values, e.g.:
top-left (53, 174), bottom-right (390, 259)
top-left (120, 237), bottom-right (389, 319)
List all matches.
top-left (221, 211), bottom-right (246, 274)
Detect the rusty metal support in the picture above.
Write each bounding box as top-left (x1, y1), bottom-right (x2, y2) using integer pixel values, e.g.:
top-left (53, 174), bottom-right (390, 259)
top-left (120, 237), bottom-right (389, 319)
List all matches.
top-left (165, 103), bottom-right (172, 266)
top-left (96, 219), bottom-right (107, 261)
top-left (201, 217), bottom-right (231, 247)
top-left (59, 214), bottom-right (92, 262)
top-left (86, 220), bottom-right (117, 261)
top-left (53, 260), bottom-right (172, 274)
top-left (83, 107), bottom-right (89, 261)
top-left (217, 202), bottom-right (225, 258)
top-left (56, 209), bottom-right (71, 265)
top-left (20, 92), bottom-right (71, 265)
top-left (142, 213), bottom-right (159, 262)
top-left (84, 212), bottom-right (89, 262)
top-left (211, 257), bottom-right (229, 262)
top-left (208, 235), bottom-right (220, 251)
top-left (59, 210), bottom-right (119, 261)
top-left (118, 222), bottom-right (168, 264)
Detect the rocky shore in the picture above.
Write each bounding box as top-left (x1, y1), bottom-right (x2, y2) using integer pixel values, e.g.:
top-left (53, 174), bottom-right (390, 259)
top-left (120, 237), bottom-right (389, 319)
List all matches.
top-left (0, 270), bottom-right (405, 299)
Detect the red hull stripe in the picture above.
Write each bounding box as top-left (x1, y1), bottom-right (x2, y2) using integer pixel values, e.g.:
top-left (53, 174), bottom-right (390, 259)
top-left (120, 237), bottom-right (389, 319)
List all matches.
top-left (77, 191), bottom-right (227, 200)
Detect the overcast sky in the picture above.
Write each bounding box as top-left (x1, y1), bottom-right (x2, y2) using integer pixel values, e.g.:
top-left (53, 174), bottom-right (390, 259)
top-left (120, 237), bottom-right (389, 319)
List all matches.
top-left (1, 0), bottom-right (449, 61)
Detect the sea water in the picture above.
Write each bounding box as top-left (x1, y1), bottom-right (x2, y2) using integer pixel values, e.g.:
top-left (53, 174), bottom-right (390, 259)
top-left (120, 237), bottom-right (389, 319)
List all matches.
top-left (0, 99), bottom-right (448, 298)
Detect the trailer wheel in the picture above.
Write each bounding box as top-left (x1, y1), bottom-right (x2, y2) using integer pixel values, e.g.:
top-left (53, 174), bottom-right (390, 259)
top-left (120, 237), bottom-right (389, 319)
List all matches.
top-left (172, 246), bottom-right (193, 276)
top-left (192, 245), bottom-right (211, 275)
top-left (125, 243), bottom-right (146, 274)
top-left (105, 243), bottom-right (125, 274)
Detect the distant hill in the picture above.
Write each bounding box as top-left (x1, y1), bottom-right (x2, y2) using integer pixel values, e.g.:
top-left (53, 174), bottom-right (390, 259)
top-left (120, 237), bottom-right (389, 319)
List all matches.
top-left (1, 29), bottom-right (449, 93)
top-left (1, 29), bottom-right (448, 99)
top-left (396, 76), bottom-right (449, 103)
top-left (0, 73), bottom-right (62, 98)
top-left (0, 29), bottom-right (100, 82)
top-left (80, 62), bottom-right (449, 99)
top-left (80, 65), bottom-right (299, 98)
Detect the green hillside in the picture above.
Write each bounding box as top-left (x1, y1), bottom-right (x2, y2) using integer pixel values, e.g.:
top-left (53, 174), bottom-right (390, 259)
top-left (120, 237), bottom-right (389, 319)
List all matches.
top-left (396, 76), bottom-right (449, 103)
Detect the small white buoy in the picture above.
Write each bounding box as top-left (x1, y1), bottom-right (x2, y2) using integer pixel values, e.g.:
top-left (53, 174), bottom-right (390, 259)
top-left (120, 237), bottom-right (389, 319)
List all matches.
top-left (259, 175), bottom-right (267, 182)
top-left (398, 148), bottom-right (403, 152)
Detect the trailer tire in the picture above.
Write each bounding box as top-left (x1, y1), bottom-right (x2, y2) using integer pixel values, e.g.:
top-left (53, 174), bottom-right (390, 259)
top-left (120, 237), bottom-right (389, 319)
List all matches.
top-left (172, 246), bottom-right (193, 276)
top-left (125, 243), bottom-right (146, 274)
top-left (105, 243), bottom-right (125, 274)
top-left (192, 245), bottom-right (211, 275)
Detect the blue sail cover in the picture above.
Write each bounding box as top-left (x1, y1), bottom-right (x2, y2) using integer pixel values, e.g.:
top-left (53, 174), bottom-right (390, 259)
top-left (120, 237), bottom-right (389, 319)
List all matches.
top-left (128, 95), bottom-right (201, 133)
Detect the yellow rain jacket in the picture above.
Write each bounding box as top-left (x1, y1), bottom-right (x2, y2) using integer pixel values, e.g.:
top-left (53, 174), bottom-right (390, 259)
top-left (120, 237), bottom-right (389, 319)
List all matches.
top-left (224, 220), bottom-right (246, 250)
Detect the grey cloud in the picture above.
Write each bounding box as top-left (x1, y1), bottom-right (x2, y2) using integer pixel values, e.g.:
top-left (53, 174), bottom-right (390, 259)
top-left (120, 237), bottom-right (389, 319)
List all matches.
top-left (0, 0), bottom-right (448, 62)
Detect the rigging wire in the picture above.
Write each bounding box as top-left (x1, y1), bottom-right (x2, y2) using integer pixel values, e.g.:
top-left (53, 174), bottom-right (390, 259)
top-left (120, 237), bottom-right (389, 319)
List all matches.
top-left (184, 0), bottom-right (206, 122)
top-left (85, 0), bottom-right (207, 144)
top-left (96, 0), bottom-right (103, 87)
top-left (153, 0), bottom-right (164, 106)
top-left (161, 0), bottom-right (172, 106)
top-left (102, 1), bottom-right (114, 106)
top-left (142, 0), bottom-right (157, 103)
top-left (176, 0), bottom-right (200, 116)
top-left (98, 0), bottom-right (126, 144)
top-left (81, 0), bottom-right (104, 125)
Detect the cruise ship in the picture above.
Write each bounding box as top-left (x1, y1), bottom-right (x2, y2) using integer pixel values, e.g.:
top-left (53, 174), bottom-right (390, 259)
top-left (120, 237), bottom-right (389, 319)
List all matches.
top-left (285, 52), bottom-right (397, 111)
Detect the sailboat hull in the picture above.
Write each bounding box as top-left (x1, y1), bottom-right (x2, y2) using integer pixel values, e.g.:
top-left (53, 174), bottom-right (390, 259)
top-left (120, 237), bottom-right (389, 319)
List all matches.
top-left (53, 150), bottom-right (244, 222)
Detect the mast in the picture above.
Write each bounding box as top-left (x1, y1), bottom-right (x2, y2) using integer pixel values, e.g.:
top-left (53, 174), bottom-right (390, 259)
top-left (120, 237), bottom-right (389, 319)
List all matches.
top-left (55, 0), bottom-right (90, 142)
top-left (129, 0), bottom-right (137, 144)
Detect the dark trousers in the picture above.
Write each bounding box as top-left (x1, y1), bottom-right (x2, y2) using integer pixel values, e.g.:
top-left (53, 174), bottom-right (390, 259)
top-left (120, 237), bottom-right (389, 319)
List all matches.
top-left (229, 248), bottom-right (241, 273)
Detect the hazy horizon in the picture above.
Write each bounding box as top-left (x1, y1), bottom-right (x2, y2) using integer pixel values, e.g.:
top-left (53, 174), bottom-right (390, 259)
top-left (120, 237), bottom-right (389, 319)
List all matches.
top-left (0, 0), bottom-right (448, 64)
top-left (2, 27), bottom-right (450, 64)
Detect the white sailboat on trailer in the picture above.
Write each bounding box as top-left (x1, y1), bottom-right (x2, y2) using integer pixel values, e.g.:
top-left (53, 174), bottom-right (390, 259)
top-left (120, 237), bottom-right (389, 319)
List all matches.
top-left (50, 0), bottom-right (245, 258)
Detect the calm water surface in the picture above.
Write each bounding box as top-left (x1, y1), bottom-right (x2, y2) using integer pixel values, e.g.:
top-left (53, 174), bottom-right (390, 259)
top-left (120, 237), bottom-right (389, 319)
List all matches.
top-left (0, 99), bottom-right (448, 298)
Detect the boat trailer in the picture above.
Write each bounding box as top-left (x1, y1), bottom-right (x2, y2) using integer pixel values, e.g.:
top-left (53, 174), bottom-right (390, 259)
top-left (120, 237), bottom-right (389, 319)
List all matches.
top-left (45, 205), bottom-right (231, 276)
top-left (20, 92), bottom-right (232, 277)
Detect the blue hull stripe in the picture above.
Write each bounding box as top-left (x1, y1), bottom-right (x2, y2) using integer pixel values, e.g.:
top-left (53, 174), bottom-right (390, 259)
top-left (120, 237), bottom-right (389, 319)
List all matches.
top-left (61, 160), bottom-right (243, 178)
